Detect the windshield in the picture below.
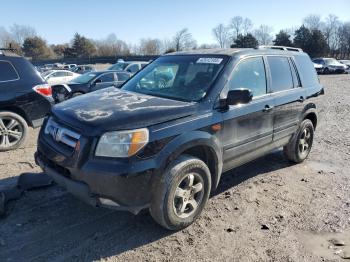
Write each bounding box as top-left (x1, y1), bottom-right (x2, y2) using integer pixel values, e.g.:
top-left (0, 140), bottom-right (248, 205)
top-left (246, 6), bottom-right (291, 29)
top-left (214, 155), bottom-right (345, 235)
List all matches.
top-left (121, 55), bottom-right (227, 102)
top-left (70, 72), bottom-right (98, 83)
top-left (108, 62), bottom-right (129, 71)
top-left (324, 58), bottom-right (341, 65)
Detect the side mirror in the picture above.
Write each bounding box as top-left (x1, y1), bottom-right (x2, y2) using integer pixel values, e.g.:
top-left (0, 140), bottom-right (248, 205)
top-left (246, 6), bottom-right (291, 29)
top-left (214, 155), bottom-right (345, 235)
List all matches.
top-left (226, 89), bottom-right (253, 106)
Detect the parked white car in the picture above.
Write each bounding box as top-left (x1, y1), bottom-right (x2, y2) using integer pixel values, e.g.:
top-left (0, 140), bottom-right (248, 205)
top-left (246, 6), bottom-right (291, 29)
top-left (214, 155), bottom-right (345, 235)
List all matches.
top-left (42, 70), bottom-right (80, 85)
top-left (108, 61), bottom-right (149, 74)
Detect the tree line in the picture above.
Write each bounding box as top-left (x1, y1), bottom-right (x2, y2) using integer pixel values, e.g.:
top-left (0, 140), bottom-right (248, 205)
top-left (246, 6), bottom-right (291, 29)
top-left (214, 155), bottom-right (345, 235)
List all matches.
top-left (0, 14), bottom-right (349, 60)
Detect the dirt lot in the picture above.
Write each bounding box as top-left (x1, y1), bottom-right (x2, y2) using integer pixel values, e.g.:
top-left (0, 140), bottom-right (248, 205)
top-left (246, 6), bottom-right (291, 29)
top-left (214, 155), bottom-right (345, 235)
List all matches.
top-left (0, 74), bottom-right (350, 261)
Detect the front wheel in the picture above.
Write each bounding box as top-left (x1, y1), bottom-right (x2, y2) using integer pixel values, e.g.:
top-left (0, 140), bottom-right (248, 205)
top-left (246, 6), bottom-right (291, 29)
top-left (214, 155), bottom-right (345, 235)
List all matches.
top-left (0, 111), bottom-right (28, 151)
top-left (283, 119), bottom-right (314, 163)
top-left (150, 155), bottom-right (211, 230)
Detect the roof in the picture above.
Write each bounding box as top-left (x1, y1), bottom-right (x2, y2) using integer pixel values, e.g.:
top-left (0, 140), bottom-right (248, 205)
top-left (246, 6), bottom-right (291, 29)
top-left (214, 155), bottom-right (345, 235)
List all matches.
top-left (165, 47), bottom-right (306, 57)
top-left (165, 48), bottom-right (244, 56)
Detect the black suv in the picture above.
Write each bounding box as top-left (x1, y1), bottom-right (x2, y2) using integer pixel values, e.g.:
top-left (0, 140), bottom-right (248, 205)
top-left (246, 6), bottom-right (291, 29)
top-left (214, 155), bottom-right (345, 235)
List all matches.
top-left (36, 47), bottom-right (324, 230)
top-left (0, 50), bottom-right (53, 151)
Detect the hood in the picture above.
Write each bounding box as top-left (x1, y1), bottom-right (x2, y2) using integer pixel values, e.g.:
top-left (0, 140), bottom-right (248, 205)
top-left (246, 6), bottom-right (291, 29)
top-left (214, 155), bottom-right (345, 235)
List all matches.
top-left (52, 87), bottom-right (198, 135)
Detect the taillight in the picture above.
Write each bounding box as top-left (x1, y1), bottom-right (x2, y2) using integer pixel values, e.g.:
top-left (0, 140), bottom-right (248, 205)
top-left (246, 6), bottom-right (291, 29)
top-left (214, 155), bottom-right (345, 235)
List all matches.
top-left (33, 84), bottom-right (52, 97)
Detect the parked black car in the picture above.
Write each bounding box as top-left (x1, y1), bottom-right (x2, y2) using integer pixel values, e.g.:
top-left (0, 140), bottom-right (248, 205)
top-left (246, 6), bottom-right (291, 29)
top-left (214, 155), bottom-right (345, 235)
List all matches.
top-left (36, 47), bottom-right (324, 230)
top-left (52, 70), bottom-right (131, 102)
top-left (0, 49), bottom-right (53, 151)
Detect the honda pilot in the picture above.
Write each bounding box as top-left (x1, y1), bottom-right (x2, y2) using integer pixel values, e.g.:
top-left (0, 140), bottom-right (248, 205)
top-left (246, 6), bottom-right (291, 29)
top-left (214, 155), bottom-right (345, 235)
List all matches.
top-left (36, 47), bottom-right (324, 230)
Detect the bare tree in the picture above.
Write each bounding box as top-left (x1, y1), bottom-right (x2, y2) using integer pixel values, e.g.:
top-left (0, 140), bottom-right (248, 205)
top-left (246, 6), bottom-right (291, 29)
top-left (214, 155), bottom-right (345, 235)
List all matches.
top-left (212, 23), bottom-right (229, 48)
top-left (139, 38), bottom-right (162, 55)
top-left (95, 33), bottom-right (130, 56)
top-left (9, 24), bottom-right (36, 45)
top-left (303, 15), bottom-right (323, 30)
top-left (173, 28), bottom-right (196, 51)
top-left (254, 25), bottom-right (273, 45)
top-left (161, 38), bottom-right (174, 53)
top-left (229, 16), bottom-right (244, 40)
top-left (0, 26), bottom-right (14, 47)
top-left (323, 14), bottom-right (341, 53)
top-left (242, 18), bottom-right (253, 35)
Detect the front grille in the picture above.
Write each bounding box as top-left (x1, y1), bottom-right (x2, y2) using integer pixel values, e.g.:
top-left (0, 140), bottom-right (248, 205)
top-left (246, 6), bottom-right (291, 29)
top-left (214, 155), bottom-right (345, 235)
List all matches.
top-left (44, 117), bottom-right (81, 150)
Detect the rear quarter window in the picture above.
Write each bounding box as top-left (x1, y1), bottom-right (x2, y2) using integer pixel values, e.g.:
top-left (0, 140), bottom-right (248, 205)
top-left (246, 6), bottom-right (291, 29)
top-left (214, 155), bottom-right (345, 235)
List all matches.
top-left (294, 55), bottom-right (319, 87)
top-left (0, 60), bottom-right (19, 81)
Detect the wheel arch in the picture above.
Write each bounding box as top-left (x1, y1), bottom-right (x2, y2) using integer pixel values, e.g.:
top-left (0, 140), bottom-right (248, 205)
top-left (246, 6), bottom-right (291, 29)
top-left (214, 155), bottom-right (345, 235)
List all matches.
top-left (302, 106), bottom-right (318, 130)
top-left (156, 131), bottom-right (223, 191)
top-left (0, 106), bottom-right (32, 127)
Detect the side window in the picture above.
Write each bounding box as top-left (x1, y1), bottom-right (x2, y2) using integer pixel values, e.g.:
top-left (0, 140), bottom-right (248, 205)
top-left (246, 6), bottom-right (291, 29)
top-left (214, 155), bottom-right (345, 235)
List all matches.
top-left (117, 73), bottom-right (129, 81)
top-left (228, 57), bottom-right (267, 97)
top-left (127, 64), bottom-right (140, 73)
top-left (0, 61), bottom-right (19, 81)
top-left (141, 63), bottom-right (148, 68)
top-left (54, 71), bottom-right (67, 77)
top-left (267, 56), bottom-right (294, 92)
top-left (98, 73), bottom-right (114, 82)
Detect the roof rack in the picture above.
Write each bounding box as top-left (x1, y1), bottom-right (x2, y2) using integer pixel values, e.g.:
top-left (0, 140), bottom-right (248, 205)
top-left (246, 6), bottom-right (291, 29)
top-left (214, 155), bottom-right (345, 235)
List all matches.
top-left (0, 48), bottom-right (19, 55)
top-left (258, 45), bottom-right (303, 52)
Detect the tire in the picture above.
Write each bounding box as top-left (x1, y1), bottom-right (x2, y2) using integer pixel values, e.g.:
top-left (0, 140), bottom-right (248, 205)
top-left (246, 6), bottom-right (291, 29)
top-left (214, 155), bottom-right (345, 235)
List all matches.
top-left (150, 154), bottom-right (211, 230)
top-left (52, 85), bottom-right (69, 103)
top-left (323, 67), bottom-right (330, 74)
top-left (72, 92), bottom-right (84, 98)
top-left (283, 119), bottom-right (314, 163)
top-left (0, 111), bottom-right (28, 151)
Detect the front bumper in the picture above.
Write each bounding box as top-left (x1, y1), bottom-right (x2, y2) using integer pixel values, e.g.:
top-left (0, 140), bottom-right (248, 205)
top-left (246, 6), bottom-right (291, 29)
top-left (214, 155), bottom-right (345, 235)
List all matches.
top-left (35, 135), bottom-right (158, 214)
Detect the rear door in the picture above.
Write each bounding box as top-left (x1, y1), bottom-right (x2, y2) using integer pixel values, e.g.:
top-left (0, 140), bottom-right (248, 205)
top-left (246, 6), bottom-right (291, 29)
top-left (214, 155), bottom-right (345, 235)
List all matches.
top-left (221, 56), bottom-right (275, 170)
top-left (115, 72), bottom-right (130, 87)
top-left (0, 60), bottom-right (20, 105)
top-left (267, 56), bottom-right (306, 142)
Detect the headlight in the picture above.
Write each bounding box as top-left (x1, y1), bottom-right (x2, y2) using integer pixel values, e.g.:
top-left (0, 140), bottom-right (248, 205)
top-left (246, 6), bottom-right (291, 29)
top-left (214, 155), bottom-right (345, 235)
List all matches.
top-left (95, 128), bottom-right (149, 158)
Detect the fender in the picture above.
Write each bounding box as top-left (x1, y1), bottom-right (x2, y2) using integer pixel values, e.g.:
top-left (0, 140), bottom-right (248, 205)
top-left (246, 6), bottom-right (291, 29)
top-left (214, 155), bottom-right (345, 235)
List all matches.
top-left (155, 130), bottom-right (223, 190)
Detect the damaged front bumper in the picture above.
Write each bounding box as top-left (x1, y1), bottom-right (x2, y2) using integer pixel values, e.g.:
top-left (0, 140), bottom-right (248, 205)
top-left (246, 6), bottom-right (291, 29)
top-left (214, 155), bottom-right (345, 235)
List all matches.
top-left (35, 150), bottom-right (154, 215)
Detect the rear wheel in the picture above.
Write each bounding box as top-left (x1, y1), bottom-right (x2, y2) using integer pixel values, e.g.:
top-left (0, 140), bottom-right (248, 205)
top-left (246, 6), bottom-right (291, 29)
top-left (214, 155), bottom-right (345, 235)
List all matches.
top-left (0, 111), bottom-right (28, 151)
top-left (72, 92), bottom-right (84, 98)
top-left (283, 119), bottom-right (314, 163)
top-left (150, 155), bottom-right (211, 230)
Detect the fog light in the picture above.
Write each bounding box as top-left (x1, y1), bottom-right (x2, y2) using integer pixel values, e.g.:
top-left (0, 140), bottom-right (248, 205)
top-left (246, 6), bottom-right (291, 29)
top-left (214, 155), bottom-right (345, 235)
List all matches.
top-left (99, 198), bottom-right (120, 207)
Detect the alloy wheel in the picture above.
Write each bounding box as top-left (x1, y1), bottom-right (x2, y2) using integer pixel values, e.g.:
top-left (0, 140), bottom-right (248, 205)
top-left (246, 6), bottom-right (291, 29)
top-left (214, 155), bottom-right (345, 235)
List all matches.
top-left (173, 173), bottom-right (204, 219)
top-left (298, 127), bottom-right (312, 158)
top-left (0, 117), bottom-right (24, 148)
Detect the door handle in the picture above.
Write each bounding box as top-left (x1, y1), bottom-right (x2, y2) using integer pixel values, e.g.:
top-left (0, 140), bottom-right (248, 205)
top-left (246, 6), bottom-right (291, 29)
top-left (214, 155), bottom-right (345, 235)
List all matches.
top-left (298, 96), bottom-right (305, 102)
top-left (263, 105), bottom-right (274, 112)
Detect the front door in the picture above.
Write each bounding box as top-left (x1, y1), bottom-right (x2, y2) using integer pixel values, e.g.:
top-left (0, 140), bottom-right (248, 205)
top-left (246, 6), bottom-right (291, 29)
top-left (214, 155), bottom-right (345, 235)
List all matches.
top-left (221, 56), bottom-right (275, 171)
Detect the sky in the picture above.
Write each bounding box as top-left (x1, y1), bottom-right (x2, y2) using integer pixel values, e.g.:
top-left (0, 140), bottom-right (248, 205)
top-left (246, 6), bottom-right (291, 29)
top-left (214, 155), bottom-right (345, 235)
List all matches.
top-left (0, 0), bottom-right (349, 45)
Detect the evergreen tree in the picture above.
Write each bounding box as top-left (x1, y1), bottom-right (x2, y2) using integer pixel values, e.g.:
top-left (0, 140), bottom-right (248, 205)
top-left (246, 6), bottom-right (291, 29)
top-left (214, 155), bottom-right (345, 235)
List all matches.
top-left (231, 33), bottom-right (258, 48)
top-left (71, 33), bottom-right (96, 57)
top-left (273, 30), bottom-right (293, 46)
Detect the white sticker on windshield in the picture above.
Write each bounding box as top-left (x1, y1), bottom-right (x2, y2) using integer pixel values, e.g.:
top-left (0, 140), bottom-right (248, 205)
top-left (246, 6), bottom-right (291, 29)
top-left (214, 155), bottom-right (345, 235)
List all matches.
top-left (196, 57), bottom-right (223, 64)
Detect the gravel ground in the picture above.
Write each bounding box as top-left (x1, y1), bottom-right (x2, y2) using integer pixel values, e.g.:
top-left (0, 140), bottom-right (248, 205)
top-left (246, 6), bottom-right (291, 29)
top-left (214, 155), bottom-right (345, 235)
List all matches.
top-left (0, 74), bottom-right (350, 262)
